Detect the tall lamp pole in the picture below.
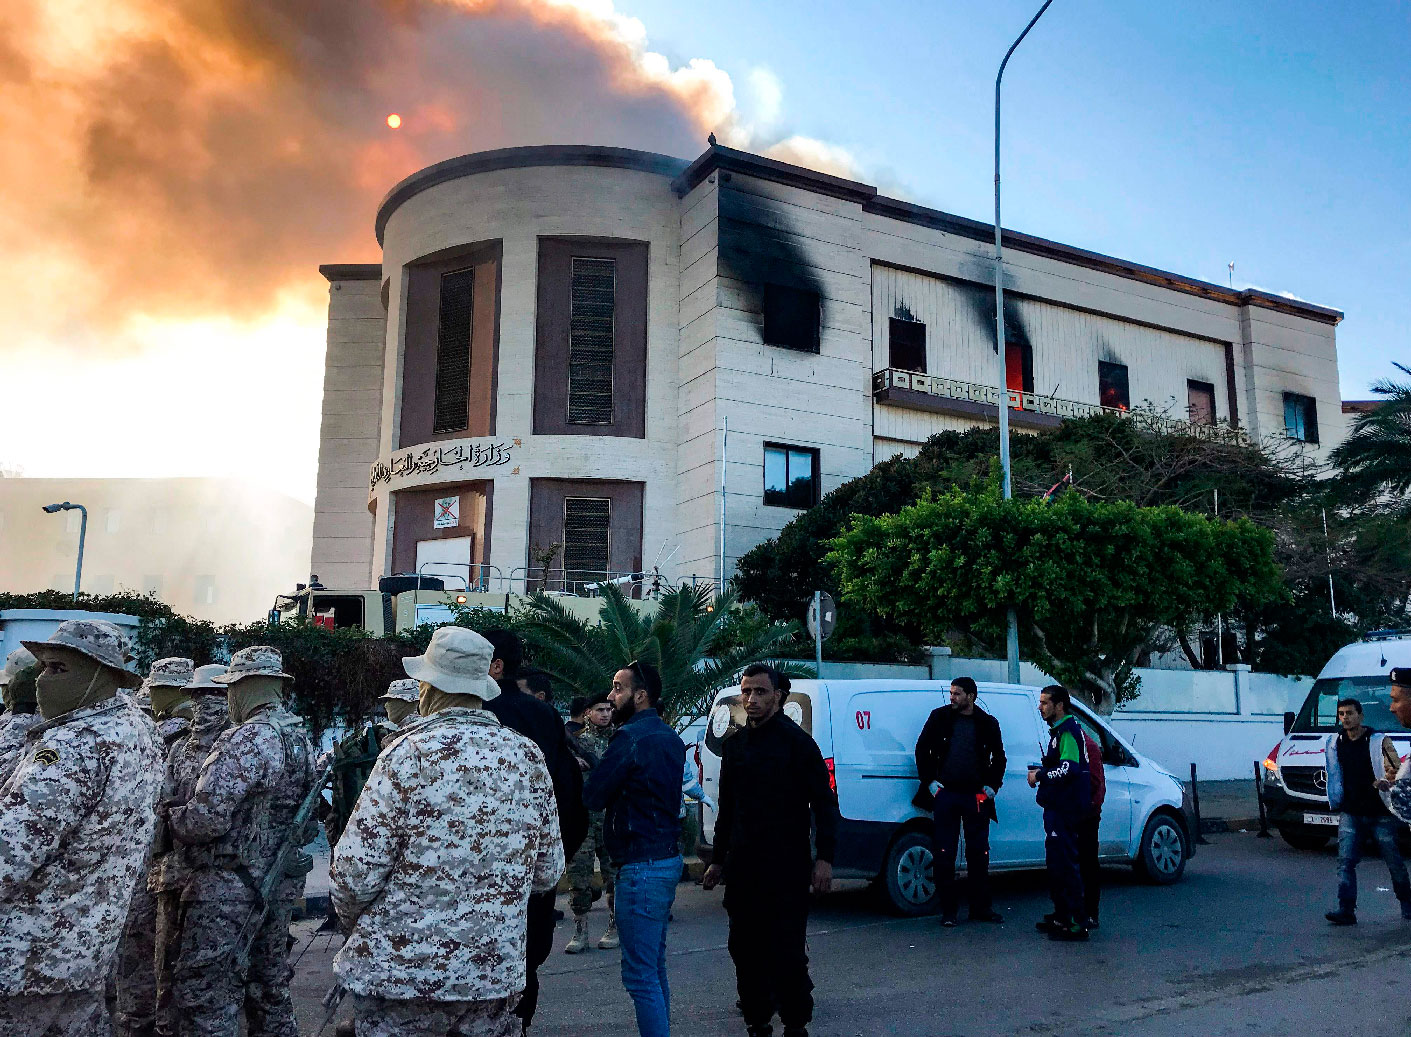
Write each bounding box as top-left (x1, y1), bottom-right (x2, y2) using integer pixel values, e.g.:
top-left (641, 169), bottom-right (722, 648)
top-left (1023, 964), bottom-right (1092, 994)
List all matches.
top-left (994, 0), bottom-right (1056, 685)
top-left (42, 501), bottom-right (87, 601)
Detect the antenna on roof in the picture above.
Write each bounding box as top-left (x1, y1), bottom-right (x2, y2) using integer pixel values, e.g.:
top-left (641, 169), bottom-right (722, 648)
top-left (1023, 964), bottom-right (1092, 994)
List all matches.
top-left (1228, 261), bottom-right (1235, 289)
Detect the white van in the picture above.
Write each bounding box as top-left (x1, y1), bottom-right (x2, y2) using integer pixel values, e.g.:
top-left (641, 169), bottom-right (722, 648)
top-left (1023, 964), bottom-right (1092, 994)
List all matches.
top-left (700, 679), bottom-right (1194, 915)
top-left (1259, 631), bottom-right (1411, 849)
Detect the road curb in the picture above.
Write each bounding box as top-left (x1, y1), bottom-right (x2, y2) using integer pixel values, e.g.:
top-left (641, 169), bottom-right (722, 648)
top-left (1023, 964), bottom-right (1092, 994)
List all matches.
top-left (1200, 817), bottom-right (1262, 834)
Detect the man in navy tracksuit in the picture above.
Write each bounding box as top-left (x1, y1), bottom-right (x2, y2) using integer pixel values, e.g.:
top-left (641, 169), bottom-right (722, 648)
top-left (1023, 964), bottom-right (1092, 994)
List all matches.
top-left (1029, 684), bottom-right (1092, 942)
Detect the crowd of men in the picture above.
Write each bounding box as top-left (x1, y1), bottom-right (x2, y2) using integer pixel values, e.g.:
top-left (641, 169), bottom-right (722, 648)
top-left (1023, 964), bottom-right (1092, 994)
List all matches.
top-left (9, 609), bottom-right (1408, 1037)
top-left (0, 621), bottom-right (317, 1037)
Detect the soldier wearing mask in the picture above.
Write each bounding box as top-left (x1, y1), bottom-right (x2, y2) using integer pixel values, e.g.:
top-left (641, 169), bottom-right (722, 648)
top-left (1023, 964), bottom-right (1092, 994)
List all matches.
top-left (564, 691), bottom-right (618, 954)
top-left (165, 647), bottom-right (316, 1037)
top-left (151, 663), bottom-right (230, 1037)
top-left (331, 626), bottom-right (564, 1037)
top-left (115, 658), bottom-right (195, 1037)
top-left (0, 620), bottom-right (163, 1035)
top-left (325, 678), bottom-right (421, 847)
top-left (0, 647), bottom-right (42, 782)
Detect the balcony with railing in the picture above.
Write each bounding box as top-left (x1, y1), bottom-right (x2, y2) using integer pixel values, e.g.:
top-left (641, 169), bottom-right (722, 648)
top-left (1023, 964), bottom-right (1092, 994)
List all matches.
top-left (871, 368), bottom-right (1251, 446)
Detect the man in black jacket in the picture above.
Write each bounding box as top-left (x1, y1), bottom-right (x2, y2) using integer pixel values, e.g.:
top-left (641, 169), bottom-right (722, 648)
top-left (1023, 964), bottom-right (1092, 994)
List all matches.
top-left (482, 629), bottom-right (588, 1034)
top-left (703, 664), bottom-right (838, 1037)
top-left (914, 676), bottom-right (1006, 926)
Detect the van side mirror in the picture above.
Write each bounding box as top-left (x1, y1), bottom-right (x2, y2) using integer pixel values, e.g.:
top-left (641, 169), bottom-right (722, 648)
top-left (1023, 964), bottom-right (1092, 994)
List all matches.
top-left (1283, 711), bottom-right (1296, 735)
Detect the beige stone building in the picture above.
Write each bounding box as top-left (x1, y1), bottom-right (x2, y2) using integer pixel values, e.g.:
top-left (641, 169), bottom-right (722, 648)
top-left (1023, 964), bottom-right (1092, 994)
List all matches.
top-left (0, 477), bottom-right (312, 623)
top-left (313, 144), bottom-right (1345, 594)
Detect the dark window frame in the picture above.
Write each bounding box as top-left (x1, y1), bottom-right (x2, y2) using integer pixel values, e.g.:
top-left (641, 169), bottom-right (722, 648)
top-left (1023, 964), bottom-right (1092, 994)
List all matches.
top-left (762, 283), bottom-right (821, 354)
top-left (432, 266), bottom-right (476, 434)
top-left (888, 317), bottom-right (927, 373)
top-left (567, 256), bottom-right (617, 426)
top-left (1098, 360), bottom-right (1131, 411)
top-left (1283, 392), bottom-right (1320, 444)
top-left (562, 496), bottom-right (612, 580)
top-left (763, 442), bottom-right (821, 510)
top-left (1187, 379), bottom-right (1217, 426)
top-left (534, 237), bottom-right (648, 438)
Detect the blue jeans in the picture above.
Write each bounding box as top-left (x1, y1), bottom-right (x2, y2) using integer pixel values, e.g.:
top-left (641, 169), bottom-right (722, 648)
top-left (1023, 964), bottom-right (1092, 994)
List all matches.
top-left (615, 855), bottom-right (682, 1037)
top-left (1337, 814), bottom-right (1410, 908)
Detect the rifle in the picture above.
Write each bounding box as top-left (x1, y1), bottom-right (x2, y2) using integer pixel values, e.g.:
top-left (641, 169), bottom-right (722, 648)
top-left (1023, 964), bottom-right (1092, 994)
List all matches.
top-left (236, 763), bottom-right (334, 965)
top-left (316, 981), bottom-right (348, 1035)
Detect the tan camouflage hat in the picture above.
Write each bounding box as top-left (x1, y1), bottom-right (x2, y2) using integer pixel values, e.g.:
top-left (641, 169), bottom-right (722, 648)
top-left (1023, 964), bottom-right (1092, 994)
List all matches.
top-left (142, 657), bottom-right (195, 690)
top-left (188, 663), bottom-right (228, 693)
top-left (212, 645), bottom-right (292, 685)
top-left (402, 627), bottom-right (501, 701)
top-left (1, 647), bottom-right (36, 687)
top-left (380, 678), bottom-right (420, 703)
top-left (23, 619), bottom-right (143, 688)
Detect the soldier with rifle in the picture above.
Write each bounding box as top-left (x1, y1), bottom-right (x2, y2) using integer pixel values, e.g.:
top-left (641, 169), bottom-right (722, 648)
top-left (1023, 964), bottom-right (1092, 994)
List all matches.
top-left (164, 646), bottom-right (317, 1037)
top-left (324, 678), bottom-right (420, 847)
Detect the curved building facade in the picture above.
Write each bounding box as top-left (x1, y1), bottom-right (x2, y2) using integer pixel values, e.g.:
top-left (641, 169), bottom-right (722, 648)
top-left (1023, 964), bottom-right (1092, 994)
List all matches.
top-left (312, 144), bottom-right (1346, 594)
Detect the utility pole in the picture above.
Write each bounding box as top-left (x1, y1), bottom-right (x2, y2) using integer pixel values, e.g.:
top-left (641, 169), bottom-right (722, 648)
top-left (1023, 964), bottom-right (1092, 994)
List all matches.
top-left (43, 501), bottom-right (87, 601)
top-left (994, 0), bottom-right (1057, 684)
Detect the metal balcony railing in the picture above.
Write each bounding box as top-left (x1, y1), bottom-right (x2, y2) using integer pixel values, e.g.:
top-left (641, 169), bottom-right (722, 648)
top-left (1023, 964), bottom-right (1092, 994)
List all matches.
top-left (872, 368), bottom-right (1253, 446)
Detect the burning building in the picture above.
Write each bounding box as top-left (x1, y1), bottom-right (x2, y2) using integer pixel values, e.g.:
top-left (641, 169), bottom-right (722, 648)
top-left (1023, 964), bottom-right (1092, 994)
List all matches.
top-left (312, 143), bottom-right (1345, 593)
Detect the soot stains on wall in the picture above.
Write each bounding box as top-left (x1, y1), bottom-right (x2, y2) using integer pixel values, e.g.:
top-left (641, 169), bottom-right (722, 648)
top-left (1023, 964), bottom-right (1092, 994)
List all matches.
top-left (717, 182), bottom-right (826, 350)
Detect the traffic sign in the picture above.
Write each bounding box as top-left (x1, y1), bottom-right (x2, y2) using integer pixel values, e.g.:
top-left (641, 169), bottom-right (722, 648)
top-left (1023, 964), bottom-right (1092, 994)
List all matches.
top-left (807, 591), bottom-right (837, 642)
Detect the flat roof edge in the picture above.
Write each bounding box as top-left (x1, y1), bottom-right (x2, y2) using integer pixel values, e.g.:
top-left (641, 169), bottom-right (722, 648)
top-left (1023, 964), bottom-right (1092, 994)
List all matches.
top-left (672, 143), bottom-right (877, 204)
top-left (319, 263), bottom-right (382, 282)
top-left (864, 196), bottom-right (1342, 324)
top-left (375, 146), bottom-right (691, 245)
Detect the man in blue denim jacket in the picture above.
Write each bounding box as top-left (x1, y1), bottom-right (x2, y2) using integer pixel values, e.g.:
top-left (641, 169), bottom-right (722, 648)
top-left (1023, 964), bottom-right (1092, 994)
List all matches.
top-left (583, 661), bottom-right (685, 1037)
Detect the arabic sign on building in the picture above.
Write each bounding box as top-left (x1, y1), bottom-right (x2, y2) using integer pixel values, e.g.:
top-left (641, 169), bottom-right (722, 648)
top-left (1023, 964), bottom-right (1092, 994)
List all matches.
top-left (369, 440), bottom-right (516, 493)
top-left (433, 495), bottom-right (460, 529)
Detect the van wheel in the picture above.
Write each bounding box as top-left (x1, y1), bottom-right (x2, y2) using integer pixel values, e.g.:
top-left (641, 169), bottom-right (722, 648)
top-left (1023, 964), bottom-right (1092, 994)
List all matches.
top-left (880, 831), bottom-right (938, 916)
top-left (1279, 829), bottom-right (1331, 851)
top-left (1133, 812), bottom-right (1188, 884)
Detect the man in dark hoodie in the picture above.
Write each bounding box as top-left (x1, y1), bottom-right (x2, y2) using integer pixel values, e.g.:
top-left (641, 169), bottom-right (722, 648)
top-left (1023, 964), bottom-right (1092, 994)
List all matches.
top-left (482, 629), bottom-right (588, 1035)
top-left (1029, 684), bottom-right (1092, 942)
top-left (703, 664), bottom-right (838, 1037)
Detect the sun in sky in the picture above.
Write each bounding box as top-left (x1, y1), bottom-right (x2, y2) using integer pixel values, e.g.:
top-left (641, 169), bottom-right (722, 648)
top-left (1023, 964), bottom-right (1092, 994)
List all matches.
top-left (386, 113), bottom-right (402, 129)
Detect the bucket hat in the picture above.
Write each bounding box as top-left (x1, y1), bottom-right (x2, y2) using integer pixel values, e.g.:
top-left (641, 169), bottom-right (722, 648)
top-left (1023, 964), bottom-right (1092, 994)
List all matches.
top-left (23, 619), bottom-right (142, 688)
top-left (1, 647), bottom-right (36, 687)
top-left (188, 663), bottom-right (228, 693)
top-left (381, 678), bottom-right (421, 703)
top-left (402, 627), bottom-right (501, 702)
top-left (213, 645), bottom-right (292, 685)
top-left (142, 657), bottom-right (195, 690)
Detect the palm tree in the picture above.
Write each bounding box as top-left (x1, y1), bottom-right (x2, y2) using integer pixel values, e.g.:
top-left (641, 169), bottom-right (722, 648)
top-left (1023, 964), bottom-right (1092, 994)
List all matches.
top-left (1332, 362), bottom-right (1411, 501)
top-left (518, 582), bottom-right (811, 726)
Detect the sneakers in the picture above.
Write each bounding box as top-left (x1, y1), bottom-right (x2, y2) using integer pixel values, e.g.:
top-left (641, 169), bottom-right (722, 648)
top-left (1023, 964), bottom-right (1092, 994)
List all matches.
top-left (1047, 923), bottom-right (1090, 942)
top-left (1035, 913), bottom-right (1059, 933)
top-left (1325, 908), bottom-right (1357, 926)
top-left (597, 915), bottom-right (620, 950)
top-left (564, 915), bottom-right (591, 954)
top-left (940, 914), bottom-right (958, 928)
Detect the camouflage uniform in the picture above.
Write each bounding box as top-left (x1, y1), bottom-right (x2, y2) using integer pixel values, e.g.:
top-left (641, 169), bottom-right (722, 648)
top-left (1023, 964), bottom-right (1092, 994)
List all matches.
top-left (0, 688), bottom-right (162, 1033)
top-left (567, 723), bottom-right (616, 916)
top-left (166, 648), bottom-right (315, 1037)
top-left (115, 657), bottom-right (196, 1037)
top-left (331, 706), bottom-right (564, 1028)
top-left (0, 710), bottom-right (44, 785)
top-left (151, 675), bottom-right (229, 1037)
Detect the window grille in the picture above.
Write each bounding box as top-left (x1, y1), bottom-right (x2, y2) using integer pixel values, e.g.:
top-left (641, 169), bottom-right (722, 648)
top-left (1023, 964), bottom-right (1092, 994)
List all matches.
top-left (569, 258), bottom-right (616, 424)
top-left (563, 497), bottom-right (611, 579)
top-left (433, 268), bottom-right (475, 433)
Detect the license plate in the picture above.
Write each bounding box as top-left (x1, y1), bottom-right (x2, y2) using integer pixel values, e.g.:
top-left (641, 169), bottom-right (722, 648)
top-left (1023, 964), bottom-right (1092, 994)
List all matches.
top-left (1303, 813), bottom-right (1339, 826)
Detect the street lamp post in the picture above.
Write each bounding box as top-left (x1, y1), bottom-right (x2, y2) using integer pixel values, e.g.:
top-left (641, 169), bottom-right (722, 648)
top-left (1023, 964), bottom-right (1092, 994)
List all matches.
top-left (42, 502), bottom-right (87, 601)
top-left (994, 0), bottom-right (1057, 685)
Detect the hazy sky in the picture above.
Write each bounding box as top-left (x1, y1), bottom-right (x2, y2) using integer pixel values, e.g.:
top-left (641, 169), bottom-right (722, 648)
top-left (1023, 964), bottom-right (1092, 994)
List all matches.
top-left (1, 0), bottom-right (1403, 504)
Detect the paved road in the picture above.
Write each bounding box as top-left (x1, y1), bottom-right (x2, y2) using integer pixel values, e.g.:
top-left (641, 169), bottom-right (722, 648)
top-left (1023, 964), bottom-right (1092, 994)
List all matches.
top-left (291, 832), bottom-right (1411, 1036)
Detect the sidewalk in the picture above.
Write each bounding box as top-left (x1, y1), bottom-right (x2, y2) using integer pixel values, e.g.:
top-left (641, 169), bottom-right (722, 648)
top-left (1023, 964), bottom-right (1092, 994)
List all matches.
top-left (1195, 778), bottom-right (1263, 833)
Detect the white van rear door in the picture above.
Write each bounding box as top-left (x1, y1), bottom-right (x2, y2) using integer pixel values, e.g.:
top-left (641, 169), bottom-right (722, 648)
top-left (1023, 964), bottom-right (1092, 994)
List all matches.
top-left (833, 685), bottom-right (949, 822)
top-left (977, 691), bottom-right (1049, 868)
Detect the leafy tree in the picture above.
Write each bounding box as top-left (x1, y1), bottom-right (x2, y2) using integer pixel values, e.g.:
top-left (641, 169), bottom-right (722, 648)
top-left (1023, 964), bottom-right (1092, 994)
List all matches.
top-left (827, 489), bottom-right (1284, 712)
top-left (516, 582), bottom-right (810, 726)
top-left (0, 589), bottom-right (177, 620)
top-left (1331, 362), bottom-right (1411, 502)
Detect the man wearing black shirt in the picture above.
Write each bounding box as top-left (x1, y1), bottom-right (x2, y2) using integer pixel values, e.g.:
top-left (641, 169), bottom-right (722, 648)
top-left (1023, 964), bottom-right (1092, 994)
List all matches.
top-left (482, 629), bottom-right (588, 1032)
top-left (703, 664), bottom-right (838, 1037)
top-left (914, 677), bottom-right (1007, 926)
top-left (1324, 698), bottom-right (1410, 925)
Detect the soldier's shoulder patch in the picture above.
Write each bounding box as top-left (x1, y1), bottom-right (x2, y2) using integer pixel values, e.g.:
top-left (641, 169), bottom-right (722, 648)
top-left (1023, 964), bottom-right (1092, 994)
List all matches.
top-left (33, 746), bottom-right (59, 766)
